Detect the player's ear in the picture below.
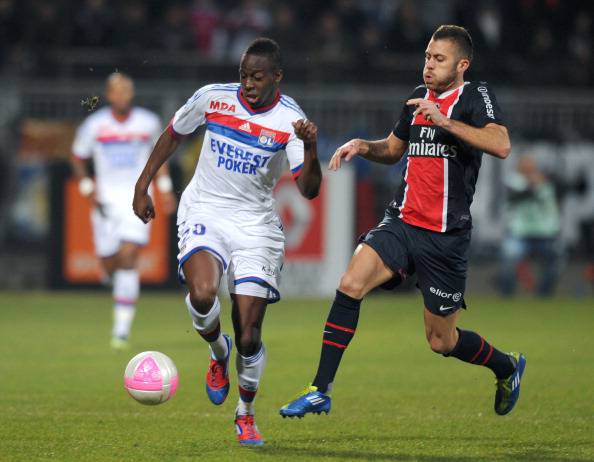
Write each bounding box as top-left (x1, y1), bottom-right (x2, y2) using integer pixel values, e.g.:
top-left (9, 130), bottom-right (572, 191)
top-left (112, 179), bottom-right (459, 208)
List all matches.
top-left (458, 58), bottom-right (470, 73)
top-left (274, 69), bottom-right (283, 84)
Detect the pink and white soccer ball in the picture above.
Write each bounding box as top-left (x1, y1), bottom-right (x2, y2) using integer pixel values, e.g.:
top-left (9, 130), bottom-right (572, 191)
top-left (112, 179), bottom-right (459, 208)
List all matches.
top-left (124, 351), bottom-right (178, 405)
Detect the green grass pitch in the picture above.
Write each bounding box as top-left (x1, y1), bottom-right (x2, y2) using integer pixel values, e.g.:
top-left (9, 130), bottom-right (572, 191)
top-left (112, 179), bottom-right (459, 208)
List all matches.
top-left (1, 291), bottom-right (593, 461)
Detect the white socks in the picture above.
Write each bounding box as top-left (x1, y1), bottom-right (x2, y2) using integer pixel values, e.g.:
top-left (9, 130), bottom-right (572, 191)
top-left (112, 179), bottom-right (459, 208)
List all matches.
top-left (185, 293), bottom-right (266, 415)
top-left (236, 344), bottom-right (266, 416)
top-left (112, 269), bottom-right (139, 339)
top-left (185, 294), bottom-right (228, 360)
top-left (210, 336), bottom-right (229, 360)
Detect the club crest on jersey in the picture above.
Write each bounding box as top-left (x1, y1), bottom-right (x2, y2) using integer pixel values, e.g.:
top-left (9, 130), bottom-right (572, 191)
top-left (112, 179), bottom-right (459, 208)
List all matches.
top-left (209, 100), bottom-right (236, 112)
top-left (258, 129), bottom-right (276, 147)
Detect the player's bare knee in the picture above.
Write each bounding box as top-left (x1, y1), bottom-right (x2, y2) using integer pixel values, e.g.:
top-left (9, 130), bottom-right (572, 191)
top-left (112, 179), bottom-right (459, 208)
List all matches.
top-left (338, 272), bottom-right (365, 299)
top-left (117, 248), bottom-right (138, 269)
top-left (118, 255), bottom-right (136, 269)
top-left (188, 283), bottom-right (218, 314)
top-left (236, 329), bottom-right (261, 357)
top-left (101, 257), bottom-right (117, 276)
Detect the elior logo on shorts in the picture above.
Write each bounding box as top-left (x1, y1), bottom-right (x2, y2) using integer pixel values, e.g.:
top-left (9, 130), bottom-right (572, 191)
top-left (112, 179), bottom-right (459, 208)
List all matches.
top-left (430, 286), bottom-right (461, 300)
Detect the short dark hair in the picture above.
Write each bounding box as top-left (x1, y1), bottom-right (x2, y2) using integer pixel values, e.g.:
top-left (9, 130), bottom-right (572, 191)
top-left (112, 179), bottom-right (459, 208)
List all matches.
top-left (244, 37), bottom-right (282, 70)
top-left (432, 25), bottom-right (473, 61)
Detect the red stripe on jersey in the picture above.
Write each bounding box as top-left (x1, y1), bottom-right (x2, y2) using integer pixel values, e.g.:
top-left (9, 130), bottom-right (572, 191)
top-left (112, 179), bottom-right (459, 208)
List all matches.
top-left (205, 112), bottom-right (291, 144)
top-left (399, 157), bottom-right (445, 232)
top-left (412, 87), bottom-right (463, 126)
top-left (167, 117), bottom-right (184, 140)
top-left (401, 85), bottom-right (466, 232)
top-left (96, 133), bottom-right (151, 143)
top-left (167, 123), bottom-right (181, 140)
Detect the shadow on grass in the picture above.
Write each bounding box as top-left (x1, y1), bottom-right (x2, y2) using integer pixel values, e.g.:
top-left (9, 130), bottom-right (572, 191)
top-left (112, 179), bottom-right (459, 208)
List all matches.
top-left (254, 436), bottom-right (591, 462)
top-left (258, 446), bottom-right (589, 462)
top-left (259, 446), bottom-right (474, 461)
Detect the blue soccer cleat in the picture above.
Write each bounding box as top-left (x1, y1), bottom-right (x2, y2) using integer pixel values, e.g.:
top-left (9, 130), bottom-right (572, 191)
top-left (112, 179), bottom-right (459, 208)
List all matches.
top-left (494, 352), bottom-right (526, 415)
top-left (279, 384), bottom-right (331, 418)
top-left (205, 334), bottom-right (232, 405)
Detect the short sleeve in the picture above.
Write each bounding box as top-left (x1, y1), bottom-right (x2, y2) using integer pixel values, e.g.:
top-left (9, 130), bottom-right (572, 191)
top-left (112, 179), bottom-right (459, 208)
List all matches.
top-left (169, 85), bottom-right (213, 137)
top-left (393, 87), bottom-right (422, 141)
top-left (392, 102), bottom-right (413, 141)
top-left (280, 96), bottom-right (307, 179)
top-left (286, 130), bottom-right (305, 179)
top-left (468, 82), bottom-right (505, 128)
top-left (71, 117), bottom-right (95, 159)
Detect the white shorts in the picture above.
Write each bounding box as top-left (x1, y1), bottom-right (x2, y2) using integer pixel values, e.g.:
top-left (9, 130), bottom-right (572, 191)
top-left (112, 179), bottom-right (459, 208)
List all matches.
top-left (92, 205), bottom-right (150, 257)
top-left (177, 212), bottom-right (284, 303)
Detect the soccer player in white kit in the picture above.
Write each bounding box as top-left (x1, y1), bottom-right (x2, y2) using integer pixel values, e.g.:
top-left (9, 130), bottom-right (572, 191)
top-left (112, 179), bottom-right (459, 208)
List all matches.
top-left (71, 73), bottom-right (176, 351)
top-left (133, 38), bottom-right (322, 446)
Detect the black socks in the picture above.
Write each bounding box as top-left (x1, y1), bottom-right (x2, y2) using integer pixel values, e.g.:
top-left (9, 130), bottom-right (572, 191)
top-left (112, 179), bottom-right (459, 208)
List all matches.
top-left (312, 290), bottom-right (361, 393)
top-left (446, 328), bottom-right (516, 379)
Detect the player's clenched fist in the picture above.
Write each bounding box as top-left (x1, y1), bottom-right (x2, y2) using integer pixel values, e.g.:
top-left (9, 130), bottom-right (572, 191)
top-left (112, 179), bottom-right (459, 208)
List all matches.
top-left (292, 119), bottom-right (317, 145)
top-left (328, 139), bottom-right (366, 171)
top-left (133, 190), bottom-right (155, 223)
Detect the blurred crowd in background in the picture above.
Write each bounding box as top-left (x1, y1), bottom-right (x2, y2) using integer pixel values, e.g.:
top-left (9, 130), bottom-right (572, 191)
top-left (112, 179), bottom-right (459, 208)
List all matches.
top-left (1, 0), bottom-right (593, 85)
top-left (1, 0), bottom-right (593, 297)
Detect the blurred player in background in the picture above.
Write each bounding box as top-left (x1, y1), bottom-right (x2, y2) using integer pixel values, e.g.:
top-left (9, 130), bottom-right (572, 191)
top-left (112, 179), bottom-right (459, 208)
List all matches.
top-left (71, 72), bottom-right (176, 351)
top-left (499, 154), bottom-right (562, 297)
top-left (281, 25), bottom-right (527, 419)
top-left (133, 38), bottom-right (322, 446)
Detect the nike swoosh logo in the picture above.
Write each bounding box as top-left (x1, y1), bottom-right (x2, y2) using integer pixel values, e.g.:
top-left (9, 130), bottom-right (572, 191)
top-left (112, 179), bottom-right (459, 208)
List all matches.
top-left (439, 305), bottom-right (455, 312)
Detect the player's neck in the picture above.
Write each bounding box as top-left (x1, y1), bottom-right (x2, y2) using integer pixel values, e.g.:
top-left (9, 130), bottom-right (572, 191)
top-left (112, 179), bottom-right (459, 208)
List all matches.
top-left (112, 108), bottom-right (132, 123)
top-left (432, 78), bottom-right (466, 98)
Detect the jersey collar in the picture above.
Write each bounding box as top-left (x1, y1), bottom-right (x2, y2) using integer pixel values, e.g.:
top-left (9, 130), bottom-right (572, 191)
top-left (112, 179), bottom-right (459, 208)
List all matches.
top-left (237, 88), bottom-right (281, 115)
top-left (111, 108), bottom-right (133, 123)
top-left (430, 81), bottom-right (469, 100)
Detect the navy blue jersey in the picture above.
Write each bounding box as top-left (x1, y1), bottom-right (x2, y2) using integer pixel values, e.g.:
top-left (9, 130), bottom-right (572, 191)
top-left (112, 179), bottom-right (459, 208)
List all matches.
top-left (392, 81), bottom-right (505, 232)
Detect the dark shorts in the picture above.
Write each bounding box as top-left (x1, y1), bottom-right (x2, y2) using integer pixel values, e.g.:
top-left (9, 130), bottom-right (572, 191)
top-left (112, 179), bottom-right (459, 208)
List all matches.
top-left (361, 207), bottom-right (471, 316)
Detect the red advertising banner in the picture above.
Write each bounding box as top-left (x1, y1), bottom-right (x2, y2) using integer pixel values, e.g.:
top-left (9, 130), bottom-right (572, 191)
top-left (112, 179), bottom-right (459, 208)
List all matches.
top-left (63, 178), bottom-right (170, 284)
top-left (275, 175), bottom-right (325, 260)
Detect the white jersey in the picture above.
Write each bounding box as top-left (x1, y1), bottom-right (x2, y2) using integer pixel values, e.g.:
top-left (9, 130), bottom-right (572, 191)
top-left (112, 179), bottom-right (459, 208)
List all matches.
top-left (72, 106), bottom-right (161, 206)
top-left (171, 83), bottom-right (305, 226)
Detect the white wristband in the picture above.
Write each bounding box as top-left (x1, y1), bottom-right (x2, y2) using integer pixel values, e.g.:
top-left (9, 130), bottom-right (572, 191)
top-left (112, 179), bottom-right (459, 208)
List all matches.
top-left (156, 175), bottom-right (173, 193)
top-left (79, 177), bottom-right (95, 196)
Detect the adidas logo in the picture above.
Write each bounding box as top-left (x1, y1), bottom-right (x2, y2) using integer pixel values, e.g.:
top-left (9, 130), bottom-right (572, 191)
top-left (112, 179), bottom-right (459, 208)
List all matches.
top-left (239, 122), bottom-right (252, 133)
top-left (511, 375), bottom-right (520, 391)
top-left (306, 395), bottom-right (325, 405)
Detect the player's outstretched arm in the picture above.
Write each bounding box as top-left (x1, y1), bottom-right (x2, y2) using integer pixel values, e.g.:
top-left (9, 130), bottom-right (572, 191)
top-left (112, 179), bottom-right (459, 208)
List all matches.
top-left (293, 119), bottom-right (322, 200)
top-left (407, 98), bottom-right (511, 159)
top-left (133, 129), bottom-right (180, 223)
top-left (328, 133), bottom-right (407, 170)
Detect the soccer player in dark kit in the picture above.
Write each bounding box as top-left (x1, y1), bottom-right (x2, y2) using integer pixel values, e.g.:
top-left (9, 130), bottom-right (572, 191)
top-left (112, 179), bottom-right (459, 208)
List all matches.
top-left (280, 25), bottom-right (526, 418)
